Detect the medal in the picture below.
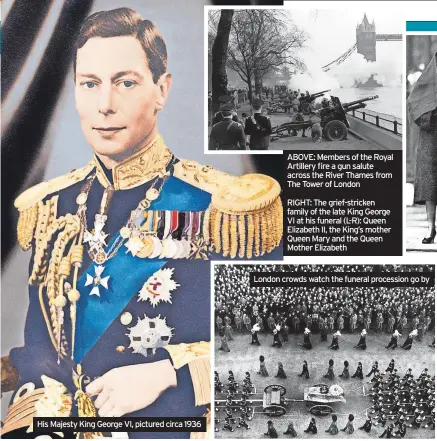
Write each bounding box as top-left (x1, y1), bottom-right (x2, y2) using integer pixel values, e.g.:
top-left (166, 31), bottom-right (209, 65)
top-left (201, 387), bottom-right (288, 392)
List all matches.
top-left (85, 265), bottom-right (110, 297)
top-left (149, 236), bottom-right (163, 259)
top-left (127, 314), bottom-right (173, 357)
top-left (138, 268), bottom-right (180, 307)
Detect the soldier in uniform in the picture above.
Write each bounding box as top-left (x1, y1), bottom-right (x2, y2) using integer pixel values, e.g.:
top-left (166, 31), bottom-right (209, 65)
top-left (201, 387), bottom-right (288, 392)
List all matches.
top-left (351, 362), bottom-right (364, 379)
top-left (244, 99), bottom-right (272, 150)
top-left (386, 330), bottom-right (401, 349)
top-left (329, 331), bottom-right (341, 350)
top-left (264, 420), bottom-right (279, 438)
top-left (355, 329), bottom-right (367, 350)
top-left (271, 327), bottom-right (282, 348)
top-left (298, 360), bottom-right (310, 379)
top-left (299, 328), bottom-right (313, 350)
top-left (251, 324), bottom-right (261, 346)
top-left (1, 8), bottom-right (283, 439)
top-left (211, 95), bottom-right (240, 125)
top-left (209, 103), bottom-right (246, 150)
top-left (367, 361), bottom-right (379, 377)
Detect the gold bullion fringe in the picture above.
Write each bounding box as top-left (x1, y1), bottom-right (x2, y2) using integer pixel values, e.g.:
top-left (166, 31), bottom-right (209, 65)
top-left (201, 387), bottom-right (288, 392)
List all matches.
top-left (207, 196), bottom-right (282, 258)
top-left (17, 203), bottom-right (39, 250)
top-left (29, 196), bottom-right (60, 285)
top-left (188, 357), bottom-right (211, 407)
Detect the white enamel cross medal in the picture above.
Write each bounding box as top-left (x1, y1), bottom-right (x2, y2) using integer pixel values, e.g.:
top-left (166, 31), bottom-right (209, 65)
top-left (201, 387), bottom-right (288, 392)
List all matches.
top-left (85, 265), bottom-right (110, 297)
top-left (127, 314), bottom-right (173, 357)
top-left (138, 268), bottom-right (180, 307)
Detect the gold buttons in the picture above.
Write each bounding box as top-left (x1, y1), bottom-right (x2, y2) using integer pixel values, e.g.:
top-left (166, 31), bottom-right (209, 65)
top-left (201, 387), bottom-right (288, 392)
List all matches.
top-left (76, 193), bottom-right (88, 205)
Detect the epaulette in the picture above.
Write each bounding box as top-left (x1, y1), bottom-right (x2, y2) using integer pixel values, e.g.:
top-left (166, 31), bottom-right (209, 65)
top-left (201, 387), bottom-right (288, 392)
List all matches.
top-left (174, 159), bottom-right (282, 258)
top-left (15, 162), bottom-right (95, 250)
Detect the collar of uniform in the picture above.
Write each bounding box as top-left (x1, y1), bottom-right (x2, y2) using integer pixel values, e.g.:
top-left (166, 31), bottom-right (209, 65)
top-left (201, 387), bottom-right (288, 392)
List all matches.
top-left (93, 134), bottom-right (173, 190)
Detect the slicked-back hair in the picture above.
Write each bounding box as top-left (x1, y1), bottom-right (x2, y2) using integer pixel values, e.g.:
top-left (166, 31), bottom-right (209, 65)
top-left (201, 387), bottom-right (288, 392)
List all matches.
top-left (74, 7), bottom-right (167, 83)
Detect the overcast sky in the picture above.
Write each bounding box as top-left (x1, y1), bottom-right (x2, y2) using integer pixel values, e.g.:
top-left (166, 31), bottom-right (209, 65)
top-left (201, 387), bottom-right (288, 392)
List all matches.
top-left (288, 9), bottom-right (402, 67)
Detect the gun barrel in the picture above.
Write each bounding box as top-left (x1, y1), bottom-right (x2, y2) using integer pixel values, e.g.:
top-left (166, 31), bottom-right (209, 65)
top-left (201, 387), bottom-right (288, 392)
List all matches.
top-left (345, 103), bottom-right (367, 113)
top-left (310, 89), bottom-right (331, 98)
top-left (344, 95), bottom-right (379, 108)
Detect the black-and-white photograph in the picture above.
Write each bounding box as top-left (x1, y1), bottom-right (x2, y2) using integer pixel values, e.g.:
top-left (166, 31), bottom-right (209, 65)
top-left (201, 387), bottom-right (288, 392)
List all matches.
top-left (214, 264), bottom-right (435, 438)
top-left (406, 36), bottom-right (437, 252)
top-left (207, 9), bottom-right (402, 151)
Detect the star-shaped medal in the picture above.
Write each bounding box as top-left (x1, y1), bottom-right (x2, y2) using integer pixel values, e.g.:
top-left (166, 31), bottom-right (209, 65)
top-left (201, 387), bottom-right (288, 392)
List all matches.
top-left (125, 236), bottom-right (144, 257)
top-left (138, 268), bottom-right (180, 307)
top-left (85, 265), bottom-right (110, 297)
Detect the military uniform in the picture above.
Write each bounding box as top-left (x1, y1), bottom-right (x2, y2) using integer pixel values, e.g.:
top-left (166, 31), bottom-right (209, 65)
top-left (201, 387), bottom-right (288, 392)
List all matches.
top-left (209, 119), bottom-right (246, 150)
top-left (2, 134), bottom-right (283, 438)
top-left (244, 99), bottom-right (272, 150)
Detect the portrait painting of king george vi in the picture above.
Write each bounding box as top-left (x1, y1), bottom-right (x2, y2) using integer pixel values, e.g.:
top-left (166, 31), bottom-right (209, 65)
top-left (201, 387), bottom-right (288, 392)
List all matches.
top-left (1, 2), bottom-right (283, 439)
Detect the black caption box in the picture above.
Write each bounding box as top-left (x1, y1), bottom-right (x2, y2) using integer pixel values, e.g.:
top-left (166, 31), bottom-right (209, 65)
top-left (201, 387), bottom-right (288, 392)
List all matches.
top-left (283, 150), bottom-right (402, 256)
top-left (34, 417), bottom-right (206, 432)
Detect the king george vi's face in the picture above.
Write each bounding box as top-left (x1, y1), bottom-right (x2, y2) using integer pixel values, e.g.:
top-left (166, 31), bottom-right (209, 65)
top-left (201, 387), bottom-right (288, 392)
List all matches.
top-left (75, 36), bottom-right (167, 161)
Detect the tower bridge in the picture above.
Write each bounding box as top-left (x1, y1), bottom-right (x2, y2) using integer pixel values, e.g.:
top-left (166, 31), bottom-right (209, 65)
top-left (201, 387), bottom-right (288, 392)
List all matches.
top-left (321, 14), bottom-right (402, 72)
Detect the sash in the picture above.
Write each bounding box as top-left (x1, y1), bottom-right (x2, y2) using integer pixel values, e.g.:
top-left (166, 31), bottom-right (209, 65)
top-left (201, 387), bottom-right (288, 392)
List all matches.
top-left (74, 176), bottom-right (211, 361)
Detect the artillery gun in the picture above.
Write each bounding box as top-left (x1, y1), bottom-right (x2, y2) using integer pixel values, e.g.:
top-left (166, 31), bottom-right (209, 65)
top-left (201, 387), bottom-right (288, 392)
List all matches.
top-left (299, 90), bottom-right (331, 115)
top-left (320, 94), bottom-right (379, 141)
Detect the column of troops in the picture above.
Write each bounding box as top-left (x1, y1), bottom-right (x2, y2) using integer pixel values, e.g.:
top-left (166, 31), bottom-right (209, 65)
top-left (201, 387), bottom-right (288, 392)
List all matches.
top-left (214, 363), bottom-right (435, 437)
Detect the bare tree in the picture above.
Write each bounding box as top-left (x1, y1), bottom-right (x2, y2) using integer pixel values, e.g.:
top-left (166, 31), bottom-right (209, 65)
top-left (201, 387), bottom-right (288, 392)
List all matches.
top-left (210, 10), bottom-right (234, 113)
top-left (227, 10), bottom-right (307, 100)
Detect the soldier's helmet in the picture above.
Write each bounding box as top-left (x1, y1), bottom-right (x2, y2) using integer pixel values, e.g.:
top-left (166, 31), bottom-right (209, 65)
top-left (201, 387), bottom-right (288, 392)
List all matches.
top-left (321, 98), bottom-right (330, 108)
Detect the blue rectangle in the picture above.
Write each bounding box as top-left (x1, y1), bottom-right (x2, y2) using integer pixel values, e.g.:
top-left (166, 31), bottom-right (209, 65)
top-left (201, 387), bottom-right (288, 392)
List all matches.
top-left (407, 21), bottom-right (437, 32)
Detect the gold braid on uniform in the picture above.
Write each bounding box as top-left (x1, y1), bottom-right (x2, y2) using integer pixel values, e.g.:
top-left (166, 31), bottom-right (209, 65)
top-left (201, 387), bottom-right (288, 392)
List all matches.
top-left (14, 163), bottom-right (94, 358)
top-left (174, 160), bottom-right (282, 258)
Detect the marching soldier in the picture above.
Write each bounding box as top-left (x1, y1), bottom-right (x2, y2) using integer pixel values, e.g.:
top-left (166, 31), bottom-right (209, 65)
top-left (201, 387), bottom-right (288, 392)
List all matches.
top-left (329, 331), bottom-right (341, 350)
top-left (385, 359), bottom-right (395, 374)
top-left (298, 360), bottom-right (310, 379)
top-left (299, 328), bottom-right (313, 349)
top-left (386, 330), bottom-right (401, 349)
top-left (264, 420), bottom-right (279, 438)
top-left (324, 359), bottom-right (335, 380)
top-left (401, 330), bottom-right (417, 350)
top-left (251, 324), bottom-right (261, 346)
top-left (339, 360), bottom-right (350, 379)
top-left (275, 361), bottom-right (287, 379)
top-left (352, 362), bottom-right (364, 379)
top-left (367, 361), bottom-right (379, 377)
top-left (244, 99), bottom-right (272, 150)
top-left (378, 423), bottom-right (394, 438)
top-left (355, 329), bottom-right (367, 350)
top-left (271, 327), bottom-right (282, 348)
top-left (237, 414), bottom-right (250, 430)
